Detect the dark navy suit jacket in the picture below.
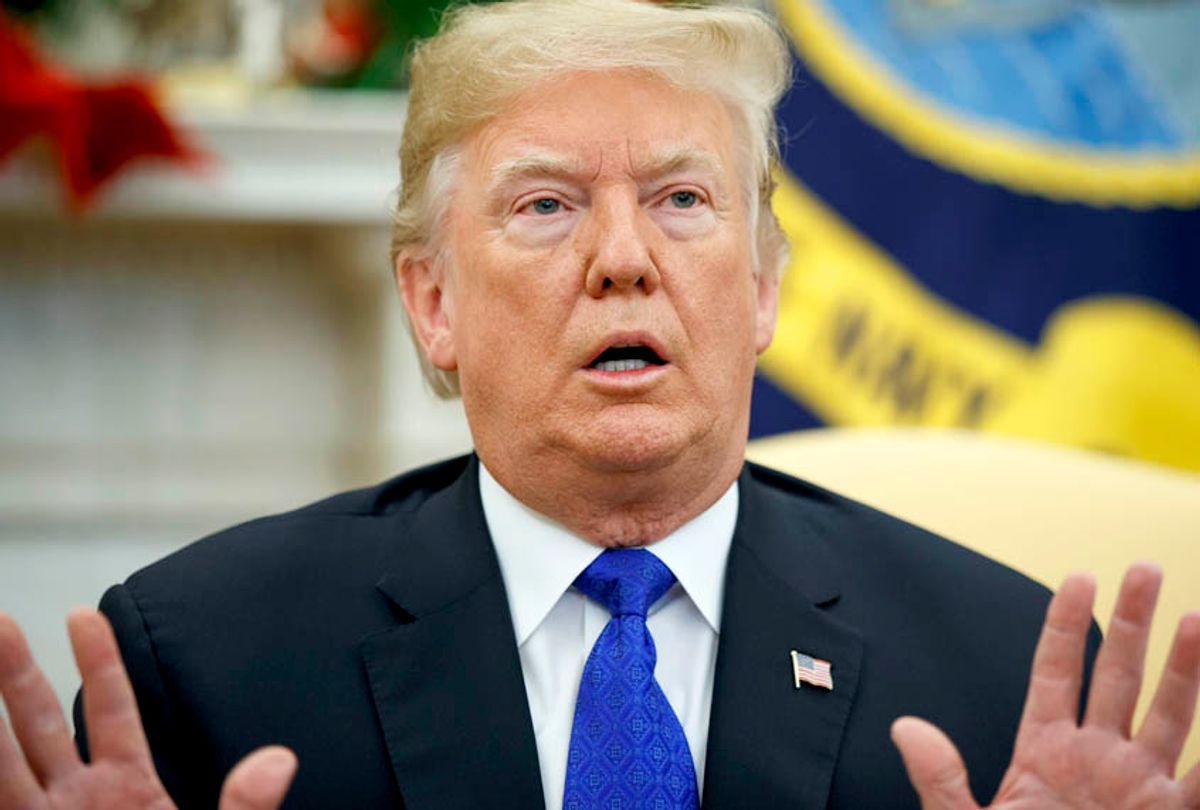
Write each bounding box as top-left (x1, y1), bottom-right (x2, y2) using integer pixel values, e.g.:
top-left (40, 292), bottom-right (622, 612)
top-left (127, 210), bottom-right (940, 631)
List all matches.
top-left (76, 454), bottom-right (1096, 809)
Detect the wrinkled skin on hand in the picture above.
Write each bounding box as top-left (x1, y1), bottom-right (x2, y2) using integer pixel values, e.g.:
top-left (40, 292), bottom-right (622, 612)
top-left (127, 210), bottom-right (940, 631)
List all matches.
top-left (0, 610), bottom-right (296, 810)
top-left (893, 563), bottom-right (1200, 810)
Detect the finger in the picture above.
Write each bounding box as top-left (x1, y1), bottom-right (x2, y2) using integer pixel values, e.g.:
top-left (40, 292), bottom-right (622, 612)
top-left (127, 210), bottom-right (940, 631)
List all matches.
top-left (67, 609), bottom-right (154, 768)
top-left (891, 717), bottom-right (980, 810)
top-left (1015, 573), bottom-right (1096, 734)
top-left (1134, 611), bottom-right (1200, 773)
top-left (1084, 563), bottom-right (1162, 735)
top-left (0, 611), bottom-right (81, 783)
top-left (0, 711), bottom-right (44, 807)
top-left (1182, 764), bottom-right (1200, 809)
top-left (1183, 755), bottom-right (1200, 809)
top-left (218, 746), bottom-right (297, 810)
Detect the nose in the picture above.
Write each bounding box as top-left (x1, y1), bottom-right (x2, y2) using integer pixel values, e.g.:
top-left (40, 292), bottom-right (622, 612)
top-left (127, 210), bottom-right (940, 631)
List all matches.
top-left (582, 190), bottom-right (661, 298)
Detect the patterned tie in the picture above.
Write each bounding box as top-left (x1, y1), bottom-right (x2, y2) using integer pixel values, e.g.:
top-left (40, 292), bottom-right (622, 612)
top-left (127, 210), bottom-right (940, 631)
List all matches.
top-left (562, 548), bottom-right (700, 810)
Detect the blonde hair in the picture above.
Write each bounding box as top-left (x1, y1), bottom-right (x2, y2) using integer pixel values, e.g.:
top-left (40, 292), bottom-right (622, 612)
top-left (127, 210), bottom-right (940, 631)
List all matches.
top-left (392, 0), bottom-right (792, 397)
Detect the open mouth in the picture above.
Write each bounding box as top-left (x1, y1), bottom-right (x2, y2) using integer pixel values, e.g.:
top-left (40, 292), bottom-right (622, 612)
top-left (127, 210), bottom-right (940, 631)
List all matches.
top-left (587, 344), bottom-right (667, 372)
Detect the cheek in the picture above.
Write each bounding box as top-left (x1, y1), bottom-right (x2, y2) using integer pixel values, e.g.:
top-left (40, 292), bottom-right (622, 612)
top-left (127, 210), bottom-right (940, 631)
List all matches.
top-left (691, 246), bottom-right (759, 337)
top-left (452, 244), bottom-right (579, 372)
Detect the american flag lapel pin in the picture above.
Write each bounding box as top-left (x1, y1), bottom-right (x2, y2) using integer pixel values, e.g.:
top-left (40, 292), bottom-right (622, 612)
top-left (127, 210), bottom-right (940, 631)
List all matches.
top-left (790, 650), bottom-right (834, 691)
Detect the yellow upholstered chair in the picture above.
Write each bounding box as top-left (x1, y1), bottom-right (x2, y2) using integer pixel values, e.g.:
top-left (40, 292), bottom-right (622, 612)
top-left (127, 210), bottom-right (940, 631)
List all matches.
top-left (747, 427), bottom-right (1200, 769)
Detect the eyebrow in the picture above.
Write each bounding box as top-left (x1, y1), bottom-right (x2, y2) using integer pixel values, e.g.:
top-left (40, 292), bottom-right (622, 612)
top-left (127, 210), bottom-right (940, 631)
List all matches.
top-left (631, 145), bottom-right (725, 186)
top-left (486, 145), bottom-right (728, 194)
top-left (488, 153), bottom-right (588, 193)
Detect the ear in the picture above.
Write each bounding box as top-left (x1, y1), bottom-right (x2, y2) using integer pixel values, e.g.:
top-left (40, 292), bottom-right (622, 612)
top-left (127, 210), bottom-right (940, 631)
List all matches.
top-left (395, 250), bottom-right (458, 371)
top-left (754, 268), bottom-right (780, 355)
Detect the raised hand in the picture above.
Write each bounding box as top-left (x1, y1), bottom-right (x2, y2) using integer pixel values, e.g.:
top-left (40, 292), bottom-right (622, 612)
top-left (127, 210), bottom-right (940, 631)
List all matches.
top-left (893, 563), bottom-right (1200, 810)
top-left (0, 609), bottom-right (297, 810)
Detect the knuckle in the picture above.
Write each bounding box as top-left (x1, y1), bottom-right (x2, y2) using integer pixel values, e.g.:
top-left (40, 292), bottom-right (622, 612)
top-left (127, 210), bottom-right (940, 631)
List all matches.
top-left (1094, 658), bottom-right (1144, 684)
top-left (30, 711), bottom-right (68, 738)
top-left (1107, 613), bottom-right (1150, 639)
top-left (9, 664), bottom-right (43, 693)
top-left (1029, 671), bottom-right (1075, 692)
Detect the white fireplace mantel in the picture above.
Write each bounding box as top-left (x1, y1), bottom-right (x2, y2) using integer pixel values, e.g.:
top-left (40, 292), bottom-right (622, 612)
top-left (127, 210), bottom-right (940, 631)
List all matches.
top-left (0, 90), bottom-right (409, 224)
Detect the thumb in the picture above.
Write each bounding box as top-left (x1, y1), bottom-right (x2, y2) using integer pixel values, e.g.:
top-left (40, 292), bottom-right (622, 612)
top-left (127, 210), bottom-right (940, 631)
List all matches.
top-left (218, 746), bottom-right (297, 810)
top-left (891, 716), bottom-right (980, 810)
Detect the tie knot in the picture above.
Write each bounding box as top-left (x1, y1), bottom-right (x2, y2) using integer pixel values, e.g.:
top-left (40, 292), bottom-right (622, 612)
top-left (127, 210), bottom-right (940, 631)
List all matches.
top-left (573, 548), bottom-right (677, 618)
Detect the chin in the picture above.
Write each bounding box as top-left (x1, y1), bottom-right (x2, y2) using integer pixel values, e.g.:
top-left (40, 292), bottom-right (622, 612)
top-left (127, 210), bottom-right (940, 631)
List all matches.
top-left (562, 407), bottom-right (694, 474)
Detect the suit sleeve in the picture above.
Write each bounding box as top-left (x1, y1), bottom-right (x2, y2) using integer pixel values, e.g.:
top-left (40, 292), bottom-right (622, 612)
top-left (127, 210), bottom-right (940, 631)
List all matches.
top-left (73, 583), bottom-right (207, 810)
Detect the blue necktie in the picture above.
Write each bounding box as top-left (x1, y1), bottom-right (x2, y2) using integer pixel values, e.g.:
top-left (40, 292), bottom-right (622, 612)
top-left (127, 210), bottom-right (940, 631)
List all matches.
top-left (562, 549), bottom-right (700, 810)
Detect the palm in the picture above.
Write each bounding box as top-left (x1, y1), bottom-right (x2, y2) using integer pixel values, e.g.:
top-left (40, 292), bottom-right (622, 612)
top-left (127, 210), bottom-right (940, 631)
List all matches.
top-left (0, 611), bottom-right (295, 810)
top-left (38, 760), bottom-right (174, 810)
top-left (994, 724), bottom-right (1183, 809)
top-left (894, 564), bottom-right (1200, 810)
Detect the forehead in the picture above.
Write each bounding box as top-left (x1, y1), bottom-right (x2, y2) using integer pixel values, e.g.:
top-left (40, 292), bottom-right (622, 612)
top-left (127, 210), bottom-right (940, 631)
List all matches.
top-left (461, 70), bottom-right (741, 183)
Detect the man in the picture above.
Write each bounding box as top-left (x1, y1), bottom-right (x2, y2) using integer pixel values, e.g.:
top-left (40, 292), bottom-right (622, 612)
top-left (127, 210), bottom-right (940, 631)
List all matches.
top-left (1, 1), bottom-right (1197, 809)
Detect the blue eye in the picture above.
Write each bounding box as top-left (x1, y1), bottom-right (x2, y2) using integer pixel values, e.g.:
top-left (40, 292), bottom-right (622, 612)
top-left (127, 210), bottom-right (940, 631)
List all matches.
top-left (669, 191), bottom-right (698, 208)
top-left (529, 198), bottom-right (561, 215)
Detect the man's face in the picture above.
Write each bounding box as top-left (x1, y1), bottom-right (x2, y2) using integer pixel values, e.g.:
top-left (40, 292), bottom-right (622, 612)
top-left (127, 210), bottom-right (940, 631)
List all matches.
top-left (425, 70), bottom-right (778, 476)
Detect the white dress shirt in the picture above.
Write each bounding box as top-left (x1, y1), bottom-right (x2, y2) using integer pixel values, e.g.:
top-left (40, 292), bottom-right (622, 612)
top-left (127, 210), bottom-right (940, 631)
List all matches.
top-left (479, 463), bottom-right (738, 810)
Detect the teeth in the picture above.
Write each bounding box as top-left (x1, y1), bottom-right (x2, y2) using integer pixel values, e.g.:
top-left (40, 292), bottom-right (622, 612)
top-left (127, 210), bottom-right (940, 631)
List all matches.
top-left (595, 359), bottom-right (649, 372)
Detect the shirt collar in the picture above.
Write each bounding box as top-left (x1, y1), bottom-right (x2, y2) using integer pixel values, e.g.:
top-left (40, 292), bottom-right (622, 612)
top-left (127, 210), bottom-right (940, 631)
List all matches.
top-left (480, 461), bottom-right (738, 646)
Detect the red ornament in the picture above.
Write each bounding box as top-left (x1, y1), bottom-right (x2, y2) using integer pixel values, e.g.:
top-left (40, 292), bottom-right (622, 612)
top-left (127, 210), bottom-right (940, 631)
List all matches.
top-left (0, 10), bottom-right (205, 211)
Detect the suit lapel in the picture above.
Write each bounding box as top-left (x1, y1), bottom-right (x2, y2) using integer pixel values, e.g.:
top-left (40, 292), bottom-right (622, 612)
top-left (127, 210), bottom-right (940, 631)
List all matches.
top-left (702, 464), bottom-right (864, 809)
top-left (361, 457), bottom-right (544, 810)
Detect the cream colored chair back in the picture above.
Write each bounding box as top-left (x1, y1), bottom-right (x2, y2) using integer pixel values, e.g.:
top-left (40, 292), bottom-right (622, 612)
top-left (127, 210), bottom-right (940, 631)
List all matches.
top-left (747, 427), bottom-right (1200, 769)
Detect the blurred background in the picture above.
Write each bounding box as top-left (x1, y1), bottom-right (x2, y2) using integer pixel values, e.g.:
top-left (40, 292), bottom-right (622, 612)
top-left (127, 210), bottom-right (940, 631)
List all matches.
top-left (1, 0), bottom-right (1197, 711)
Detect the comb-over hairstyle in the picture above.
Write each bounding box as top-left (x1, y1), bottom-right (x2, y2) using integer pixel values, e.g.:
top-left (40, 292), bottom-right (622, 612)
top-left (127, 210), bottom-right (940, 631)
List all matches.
top-left (392, 0), bottom-right (792, 397)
